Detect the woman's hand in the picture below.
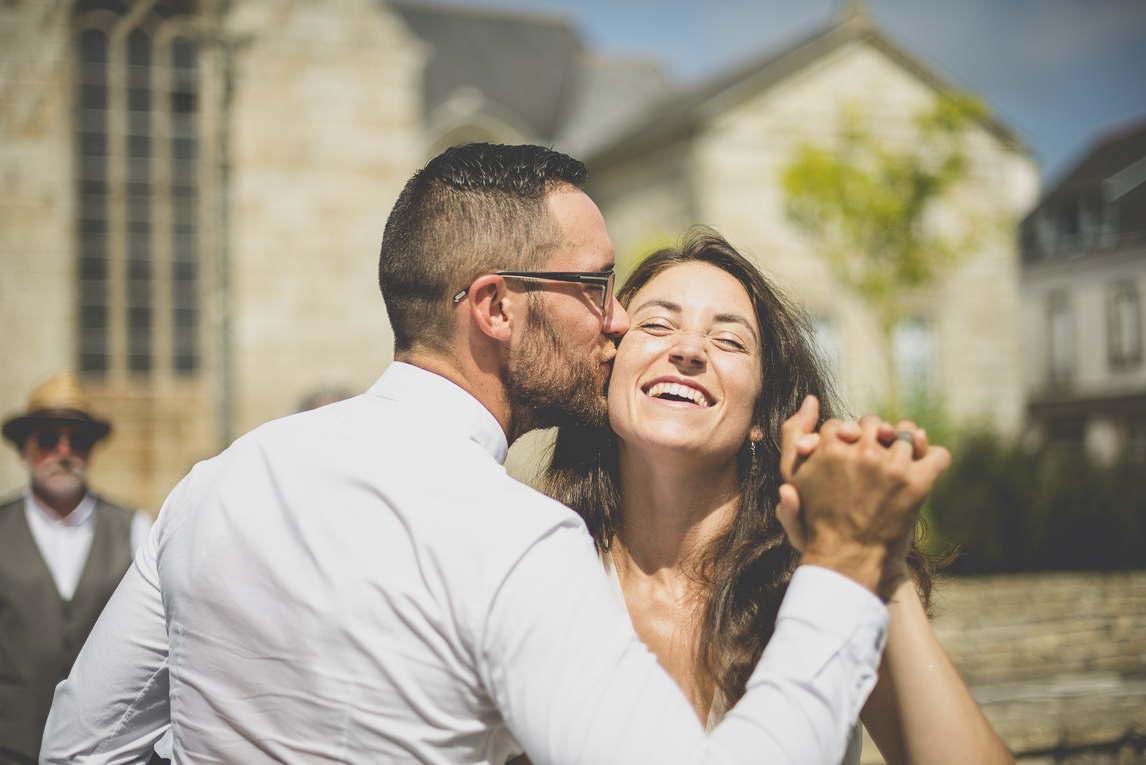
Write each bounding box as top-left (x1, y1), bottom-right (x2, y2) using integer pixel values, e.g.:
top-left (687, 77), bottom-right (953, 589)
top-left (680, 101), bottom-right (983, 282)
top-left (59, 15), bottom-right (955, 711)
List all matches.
top-left (777, 397), bottom-right (948, 599)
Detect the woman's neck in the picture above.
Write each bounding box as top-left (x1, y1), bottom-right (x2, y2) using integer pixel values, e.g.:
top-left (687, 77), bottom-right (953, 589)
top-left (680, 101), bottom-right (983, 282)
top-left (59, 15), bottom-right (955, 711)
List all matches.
top-left (613, 441), bottom-right (740, 581)
top-left (610, 441), bottom-right (741, 722)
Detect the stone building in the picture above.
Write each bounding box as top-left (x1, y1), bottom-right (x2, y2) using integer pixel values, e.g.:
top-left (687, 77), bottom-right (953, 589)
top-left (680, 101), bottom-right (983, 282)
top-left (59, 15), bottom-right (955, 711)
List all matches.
top-left (1019, 119), bottom-right (1146, 461)
top-left (583, 5), bottom-right (1040, 435)
top-left (1, 0), bottom-right (1037, 510)
top-left (2, 0), bottom-right (426, 510)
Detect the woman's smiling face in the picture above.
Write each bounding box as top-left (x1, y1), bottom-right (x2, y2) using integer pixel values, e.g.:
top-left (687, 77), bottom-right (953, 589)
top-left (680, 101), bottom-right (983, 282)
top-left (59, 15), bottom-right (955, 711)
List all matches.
top-left (609, 261), bottom-right (763, 462)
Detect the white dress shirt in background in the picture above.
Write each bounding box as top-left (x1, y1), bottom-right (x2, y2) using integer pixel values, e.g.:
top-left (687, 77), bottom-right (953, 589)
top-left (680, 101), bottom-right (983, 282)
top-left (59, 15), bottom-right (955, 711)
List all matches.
top-left (43, 362), bottom-right (887, 765)
top-left (24, 491), bottom-right (152, 601)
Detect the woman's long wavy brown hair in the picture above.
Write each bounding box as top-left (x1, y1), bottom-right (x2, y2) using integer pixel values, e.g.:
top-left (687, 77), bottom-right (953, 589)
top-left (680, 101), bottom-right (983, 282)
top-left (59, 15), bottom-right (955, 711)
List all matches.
top-left (542, 227), bottom-right (937, 705)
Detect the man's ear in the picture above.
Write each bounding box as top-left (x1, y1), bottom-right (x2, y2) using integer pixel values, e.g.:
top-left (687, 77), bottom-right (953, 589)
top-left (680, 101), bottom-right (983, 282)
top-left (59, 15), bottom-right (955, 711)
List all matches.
top-left (466, 274), bottom-right (521, 343)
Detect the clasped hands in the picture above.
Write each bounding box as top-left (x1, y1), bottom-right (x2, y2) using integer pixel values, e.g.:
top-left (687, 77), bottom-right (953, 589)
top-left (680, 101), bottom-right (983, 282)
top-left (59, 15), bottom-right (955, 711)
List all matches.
top-left (776, 396), bottom-right (952, 600)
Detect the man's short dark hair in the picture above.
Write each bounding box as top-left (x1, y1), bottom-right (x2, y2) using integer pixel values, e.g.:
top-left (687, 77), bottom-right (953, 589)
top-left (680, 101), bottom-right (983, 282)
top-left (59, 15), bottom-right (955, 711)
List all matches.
top-left (378, 143), bottom-right (588, 354)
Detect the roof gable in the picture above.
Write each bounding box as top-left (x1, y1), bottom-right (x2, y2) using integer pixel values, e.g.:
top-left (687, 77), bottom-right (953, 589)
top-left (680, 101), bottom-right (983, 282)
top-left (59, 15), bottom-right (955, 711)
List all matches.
top-left (589, 7), bottom-right (1025, 165)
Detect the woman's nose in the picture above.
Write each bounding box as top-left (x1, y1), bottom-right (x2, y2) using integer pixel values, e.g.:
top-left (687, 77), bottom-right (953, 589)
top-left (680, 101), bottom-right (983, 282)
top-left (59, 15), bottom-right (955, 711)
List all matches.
top-left (669, 334), bottom-right (706, 367)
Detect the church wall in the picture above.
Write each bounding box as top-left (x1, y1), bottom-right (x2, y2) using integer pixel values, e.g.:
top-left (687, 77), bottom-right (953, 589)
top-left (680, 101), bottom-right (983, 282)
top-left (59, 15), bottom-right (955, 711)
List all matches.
top-left (1, 0), bottom-right (428, 511)
top-left (224, 0), bottom-right (424, 435)
top-left (690, 40), bottom-right (1039, 433)
top-left (0, 2), bottom-right (77, 498)
top-left (1, 2), bottom-right (230, 512)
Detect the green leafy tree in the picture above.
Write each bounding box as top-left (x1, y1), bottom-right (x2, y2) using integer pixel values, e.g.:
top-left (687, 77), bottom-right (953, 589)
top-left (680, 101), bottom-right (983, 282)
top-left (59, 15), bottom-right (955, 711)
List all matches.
top-left (781, 93), bottom-right (988, 419)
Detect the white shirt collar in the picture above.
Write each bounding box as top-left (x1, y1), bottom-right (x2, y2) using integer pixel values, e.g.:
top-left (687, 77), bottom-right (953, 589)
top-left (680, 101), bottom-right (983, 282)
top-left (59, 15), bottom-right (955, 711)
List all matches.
top-left (25, 488), bottom-right (97, 528)
top-left (368, 362), bottom-right (509, 465)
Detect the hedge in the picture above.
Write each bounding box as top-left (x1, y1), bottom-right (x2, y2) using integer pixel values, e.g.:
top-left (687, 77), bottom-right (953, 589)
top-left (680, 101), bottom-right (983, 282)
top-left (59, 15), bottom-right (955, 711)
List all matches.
top-left (926, 433), bottom-right (1146, 573)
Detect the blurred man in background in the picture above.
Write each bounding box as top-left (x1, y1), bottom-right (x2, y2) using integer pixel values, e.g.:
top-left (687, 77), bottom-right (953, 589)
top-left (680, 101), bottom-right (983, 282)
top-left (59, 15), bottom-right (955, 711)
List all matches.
top-left (0, 373), bottom-right (151, 765)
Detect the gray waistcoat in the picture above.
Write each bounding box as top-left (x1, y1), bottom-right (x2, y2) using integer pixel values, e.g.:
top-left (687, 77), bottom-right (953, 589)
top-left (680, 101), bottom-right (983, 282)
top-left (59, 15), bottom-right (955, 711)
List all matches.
top-left (0, 496), bottom-right (135, 765)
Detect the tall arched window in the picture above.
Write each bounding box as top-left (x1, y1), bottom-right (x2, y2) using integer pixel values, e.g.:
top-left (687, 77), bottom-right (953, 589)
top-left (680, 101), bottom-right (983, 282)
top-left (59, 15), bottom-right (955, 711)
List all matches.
top-left (78, 26), bottom-right (111, 373)
top-left (171, 35), bottom-right (199, 374)
top-left (74, 0), bottom-right (204, 379)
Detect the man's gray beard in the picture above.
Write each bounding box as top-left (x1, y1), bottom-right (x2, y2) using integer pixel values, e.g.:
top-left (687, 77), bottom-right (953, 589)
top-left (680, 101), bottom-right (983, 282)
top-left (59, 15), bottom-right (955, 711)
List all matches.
top-left (34, 463), bottom-right (87, 503)
top-left (501, 299), bottom-right (609, 443)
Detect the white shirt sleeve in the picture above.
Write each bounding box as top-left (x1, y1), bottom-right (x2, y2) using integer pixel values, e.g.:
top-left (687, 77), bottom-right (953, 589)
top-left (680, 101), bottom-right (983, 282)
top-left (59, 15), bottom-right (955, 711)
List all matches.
top-left (480, 525), bottom-right (887, 765)
top-left (41, 499), bottom-right (172, 765)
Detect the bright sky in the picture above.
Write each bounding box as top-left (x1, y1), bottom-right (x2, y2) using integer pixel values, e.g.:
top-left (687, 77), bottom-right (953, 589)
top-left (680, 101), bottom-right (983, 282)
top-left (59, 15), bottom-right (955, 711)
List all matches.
top-left (404, 0), bottom-right (1146, 190)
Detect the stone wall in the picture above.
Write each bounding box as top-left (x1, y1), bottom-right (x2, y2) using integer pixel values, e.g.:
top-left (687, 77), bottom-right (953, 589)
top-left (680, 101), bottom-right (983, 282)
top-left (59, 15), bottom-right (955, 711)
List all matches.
top-left (0, 1), bottom-right (76, 496)
top-left (224, 0), bottom-right (422, 436)
top-left (861, 571), bottom-right (1146, 764)
top-left (0, 0), bottom-right (423, 511)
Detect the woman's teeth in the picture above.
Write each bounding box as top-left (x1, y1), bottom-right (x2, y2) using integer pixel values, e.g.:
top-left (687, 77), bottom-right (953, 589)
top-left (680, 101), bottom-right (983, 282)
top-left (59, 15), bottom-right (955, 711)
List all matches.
top-left (646, 382), bottom-right (710, 407)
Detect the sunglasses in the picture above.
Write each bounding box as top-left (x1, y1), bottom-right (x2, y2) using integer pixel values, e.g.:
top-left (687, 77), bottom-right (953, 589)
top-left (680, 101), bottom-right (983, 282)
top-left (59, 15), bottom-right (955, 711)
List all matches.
top-left (33, 428), bottom-right (98, 452)
top-left (452, 270), bottom-right (616, 313)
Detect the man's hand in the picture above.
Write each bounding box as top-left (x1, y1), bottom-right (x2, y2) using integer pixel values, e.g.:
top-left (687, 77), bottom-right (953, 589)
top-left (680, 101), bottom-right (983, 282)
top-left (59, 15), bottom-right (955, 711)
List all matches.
top-left (777, 397), bottom-right (950, 599)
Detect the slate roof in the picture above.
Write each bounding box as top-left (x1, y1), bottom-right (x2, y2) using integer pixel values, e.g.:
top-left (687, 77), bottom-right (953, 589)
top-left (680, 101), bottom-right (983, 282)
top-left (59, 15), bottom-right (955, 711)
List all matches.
top-left (554, 55), bottom-right (671, 158)
top-left (586, 5), bottom-right (1026, 165)
top-left (1038, 119), bottom-right (1146, 208)
top-left (390, 2), bottom-right (584, 142)
top-left (390, 2), bottom-right (671, 154)
top-left (1020, 117), bottom-right (1146, 259)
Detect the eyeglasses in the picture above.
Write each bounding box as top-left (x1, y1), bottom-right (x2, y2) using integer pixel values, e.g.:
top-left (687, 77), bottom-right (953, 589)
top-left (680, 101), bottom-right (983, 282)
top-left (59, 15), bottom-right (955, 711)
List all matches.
top-left (33, 428), bottom-right (97, 452)
top-left (452, 270), bottom-right (616, 313)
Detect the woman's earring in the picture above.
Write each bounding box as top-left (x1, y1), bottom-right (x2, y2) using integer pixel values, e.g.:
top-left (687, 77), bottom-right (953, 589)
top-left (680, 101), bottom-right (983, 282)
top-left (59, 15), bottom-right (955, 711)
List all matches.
top-left (749, 440), bottom-right (757, 460)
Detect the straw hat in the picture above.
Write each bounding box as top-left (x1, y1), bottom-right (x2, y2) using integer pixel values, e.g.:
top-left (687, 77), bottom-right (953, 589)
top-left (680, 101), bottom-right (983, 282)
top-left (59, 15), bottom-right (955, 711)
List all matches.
top-left (1, 372), bottom-right (112, 447)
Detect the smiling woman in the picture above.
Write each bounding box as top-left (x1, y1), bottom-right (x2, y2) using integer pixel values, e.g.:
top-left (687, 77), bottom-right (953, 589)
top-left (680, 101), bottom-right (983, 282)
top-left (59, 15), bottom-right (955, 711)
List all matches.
top-left (609, 260), bottom-right (765, 471)
top-left (541, 227), bottom-right (1012, 765)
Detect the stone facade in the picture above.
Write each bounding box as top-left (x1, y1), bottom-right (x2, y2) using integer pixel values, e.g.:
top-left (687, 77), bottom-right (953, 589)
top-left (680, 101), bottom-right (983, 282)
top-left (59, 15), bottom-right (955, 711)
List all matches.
top-left (223, 0), bottom-right (422, 435)
top-left (1, 0), bottom-right (421, 510)
top-left (2, 2), bottom-right (86, 495)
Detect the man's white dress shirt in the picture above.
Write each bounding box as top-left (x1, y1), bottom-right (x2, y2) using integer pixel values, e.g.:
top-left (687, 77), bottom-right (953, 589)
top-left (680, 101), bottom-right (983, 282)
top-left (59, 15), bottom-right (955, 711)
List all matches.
top-left (24, 491), bottom-right (152, 601)
top-left (43, 362), bottom-right (888, 765)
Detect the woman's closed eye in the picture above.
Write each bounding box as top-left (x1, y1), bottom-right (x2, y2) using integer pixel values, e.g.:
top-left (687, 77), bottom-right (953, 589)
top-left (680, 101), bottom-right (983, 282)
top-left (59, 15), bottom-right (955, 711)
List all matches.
top-left (638, 319), bottom-right (674, 334)
top-left (713, 335), bottom-right (748, 351)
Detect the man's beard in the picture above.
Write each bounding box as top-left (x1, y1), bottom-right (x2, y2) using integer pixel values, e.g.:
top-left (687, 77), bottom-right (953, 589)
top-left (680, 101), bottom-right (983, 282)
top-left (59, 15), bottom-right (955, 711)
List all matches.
top-left (34, 461), bottom-right (87, 504)
top-left (501, 297), bottom-right (609, 442)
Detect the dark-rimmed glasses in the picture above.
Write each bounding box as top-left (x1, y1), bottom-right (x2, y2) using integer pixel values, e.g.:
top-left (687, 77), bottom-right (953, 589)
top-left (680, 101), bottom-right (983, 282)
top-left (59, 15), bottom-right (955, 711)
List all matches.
top-left (452, 270), bottom-right (616, 312)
